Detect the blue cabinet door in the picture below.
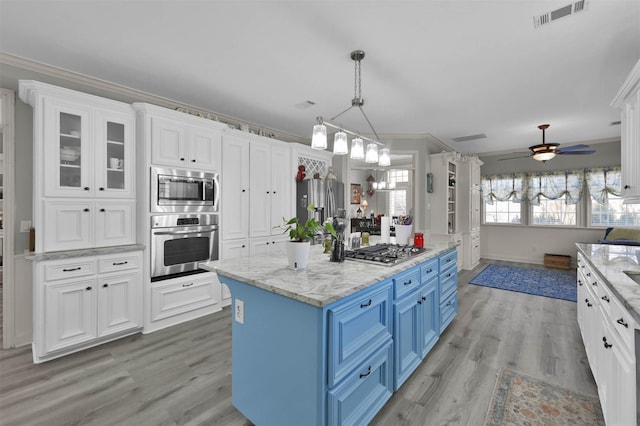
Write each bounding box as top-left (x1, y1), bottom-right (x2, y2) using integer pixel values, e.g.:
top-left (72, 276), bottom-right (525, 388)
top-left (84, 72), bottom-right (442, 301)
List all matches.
top-left (393, 292), bottom-right (422, 390)
top-left (420, 280), bottom-right (440, 358)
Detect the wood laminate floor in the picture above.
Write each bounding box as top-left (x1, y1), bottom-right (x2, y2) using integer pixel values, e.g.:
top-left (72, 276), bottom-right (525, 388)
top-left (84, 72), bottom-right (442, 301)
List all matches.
top-left (0, 260), bottom-right (598, 425)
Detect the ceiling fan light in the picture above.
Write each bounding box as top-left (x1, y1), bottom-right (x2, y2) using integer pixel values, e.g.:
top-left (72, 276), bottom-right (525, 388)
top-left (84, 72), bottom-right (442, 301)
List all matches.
top-left (333, 131), bottom-right (348, 155)
top-left (533, 151), bottom-right (556, 162)
top-left (311, 124), bottom-right (327, 150)
top-left (350, 138), bottom-right (364, 159)
top-left (365, 143), bottom-right (379, 163)
top-left (378, 148), bottom-right (391, 166)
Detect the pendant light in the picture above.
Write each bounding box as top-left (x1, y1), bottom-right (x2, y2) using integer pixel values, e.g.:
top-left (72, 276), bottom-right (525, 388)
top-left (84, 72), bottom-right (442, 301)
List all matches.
top-left (350, 137), bottom-right (364, 159)
top-left (365, 142), bottom-right (379, 163)
top-left (378, 148), bottom-right (391, 167)
top-left (333, 131), bottom-right (348, 155)
top-left (311, 123), bottom-right (327, 150)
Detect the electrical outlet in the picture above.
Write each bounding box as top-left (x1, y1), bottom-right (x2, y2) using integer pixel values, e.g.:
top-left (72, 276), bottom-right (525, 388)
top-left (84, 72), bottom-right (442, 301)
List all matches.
top-left (235, 299), bottom-right (244, 324)
top-left (20, 220), bottom-right (32, 232)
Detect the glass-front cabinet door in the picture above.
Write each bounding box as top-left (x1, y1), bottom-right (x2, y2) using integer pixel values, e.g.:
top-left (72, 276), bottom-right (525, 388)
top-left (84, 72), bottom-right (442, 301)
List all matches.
top-left (44, 99), bottom-right (92, 197)
top-left (95, 109), bottom-right (134, 198)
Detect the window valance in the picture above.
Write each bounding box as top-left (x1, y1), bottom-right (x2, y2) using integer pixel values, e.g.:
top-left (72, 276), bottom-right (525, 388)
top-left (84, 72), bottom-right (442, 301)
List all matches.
top-left (527, 169), bottom-right (584, 206)
top-left (585, 167), bottom-right (621, 204)
top-left (481, 173), bottom-right (526, 204)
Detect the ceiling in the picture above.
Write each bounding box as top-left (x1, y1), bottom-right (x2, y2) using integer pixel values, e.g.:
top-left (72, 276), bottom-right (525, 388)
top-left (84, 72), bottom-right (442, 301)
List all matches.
top-left (1, 1), bottom-right (639, 155)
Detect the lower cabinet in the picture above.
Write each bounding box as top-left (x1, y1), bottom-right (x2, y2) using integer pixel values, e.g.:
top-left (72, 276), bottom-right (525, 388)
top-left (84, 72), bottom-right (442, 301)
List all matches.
top-left (33, 250), bottom-right (143, 363)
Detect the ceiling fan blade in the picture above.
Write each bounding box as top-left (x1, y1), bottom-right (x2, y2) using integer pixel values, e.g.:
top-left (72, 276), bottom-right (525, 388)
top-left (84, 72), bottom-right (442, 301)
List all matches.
top-left (558, 150), bottom-right (596, 155)
top-left (557, 144), bottom-right (590, 153)
top-left (498, 154), bottom-right (532, 161)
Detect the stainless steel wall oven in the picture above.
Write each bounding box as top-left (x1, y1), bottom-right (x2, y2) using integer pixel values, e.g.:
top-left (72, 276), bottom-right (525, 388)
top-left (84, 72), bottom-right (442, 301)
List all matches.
top-left (151, 167), bottom-right (219, 213)
top-left (151, 214), bottom-right (219, 281)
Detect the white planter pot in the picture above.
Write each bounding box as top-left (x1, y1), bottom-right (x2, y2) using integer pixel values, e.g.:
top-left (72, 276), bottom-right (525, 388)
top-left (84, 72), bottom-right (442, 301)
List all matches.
top-left (286, 240), bottom-right (311, 270)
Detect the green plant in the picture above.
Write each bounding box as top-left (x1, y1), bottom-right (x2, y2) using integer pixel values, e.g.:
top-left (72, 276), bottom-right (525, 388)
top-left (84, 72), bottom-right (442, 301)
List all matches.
top-left (276, 204), bottom-right (337, 242)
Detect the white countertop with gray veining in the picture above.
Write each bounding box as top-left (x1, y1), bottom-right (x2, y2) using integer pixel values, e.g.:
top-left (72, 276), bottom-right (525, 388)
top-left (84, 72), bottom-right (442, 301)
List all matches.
top-left (25, 244), bottom-right (146, 261)
top-left (200, 242), bottom-right (455, 308)
top-left (576, 243), bottom-right (640, 324)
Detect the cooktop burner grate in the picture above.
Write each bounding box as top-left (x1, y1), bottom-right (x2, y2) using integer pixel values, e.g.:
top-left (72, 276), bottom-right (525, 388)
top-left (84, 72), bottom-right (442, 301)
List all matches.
top-left (345, 244), bottom-right (427, 266)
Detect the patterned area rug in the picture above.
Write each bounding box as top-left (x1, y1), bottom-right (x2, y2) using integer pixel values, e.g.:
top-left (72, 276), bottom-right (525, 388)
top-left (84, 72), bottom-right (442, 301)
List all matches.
top-left (470, 264), bottom-right (577, 302)
top-left (485, 368), bottom-right (604, 425)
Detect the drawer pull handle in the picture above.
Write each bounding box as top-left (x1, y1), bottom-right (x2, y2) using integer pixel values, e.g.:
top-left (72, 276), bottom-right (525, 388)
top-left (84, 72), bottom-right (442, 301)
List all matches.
top-left (602, 337), bottom-right (613, 349)
top-left (180, 157), bottom-right (185, 161)
top-left (601, 295), bottom-right (610, 303)
top-left (624, 184), bottom-right (630, 189)
top-left (84, 187), bottom-right (90, 191)
top-left (578, 280), bottom-right (583, 286)
top-left (404, 279), bottom-right (413, 286)
top-left (427, 268), bottom-right (433, 273)
top-left (84, 208), bottom-right (90, 212)
top-left (63, 267), bottom-right (81, 272)
top-left (182, 283), bottom-right (194, 287)
top-left (585, 298), bottom-right (592, 307)
top-left (617, 318), bottom-right (629, 328)
top-left (417, 299), bottom-right (422, 305)
top-left (359, 366), bottom-right (371, 378)
top-left (360, 299), bottom-right (372, 308)
top-left (446, 258), bottom-right (451, 262)
top-left (446, 273), bottom-right (452, 278)
top-left (422, 296), bottom-right (427, 301)
top-left (586, 272), bottom-right (591, 277)
top-left (592, 281), bottom-right (597, 286)
top-left (446, 301), bottom-right (453, 307)
top-left (113, 261), bottom-right (128, 266)
top-left (85, 286), bottom-right (92, 291)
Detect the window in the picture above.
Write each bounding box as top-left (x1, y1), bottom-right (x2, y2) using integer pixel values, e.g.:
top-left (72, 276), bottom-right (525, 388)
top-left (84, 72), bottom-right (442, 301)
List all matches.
top-left (591, 194), bottom-right (640, 226)
top-left (532, 194), bottom-right (577, 225)
top-left (387, 169), bottom-right (410, 216)
top-left (484, 200), bottom-right (522, 224)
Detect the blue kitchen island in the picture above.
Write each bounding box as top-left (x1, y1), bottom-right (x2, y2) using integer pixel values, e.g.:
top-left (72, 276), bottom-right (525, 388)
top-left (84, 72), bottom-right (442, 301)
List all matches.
top-left (200, 242), bottom-right (458, 426)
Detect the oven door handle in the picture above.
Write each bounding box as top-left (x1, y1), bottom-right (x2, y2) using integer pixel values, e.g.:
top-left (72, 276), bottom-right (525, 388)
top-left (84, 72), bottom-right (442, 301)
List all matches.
top-left (153, 228), bottom-right (217, 236)
top-left (213, 174), bottom-right (220, 209)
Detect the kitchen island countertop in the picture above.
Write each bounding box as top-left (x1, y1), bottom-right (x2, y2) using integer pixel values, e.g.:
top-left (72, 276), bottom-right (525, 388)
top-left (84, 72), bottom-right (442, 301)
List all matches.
top-left (200, 241), bottom-right (455, 307)
top-left (576, 242), bottom-right (640, 324)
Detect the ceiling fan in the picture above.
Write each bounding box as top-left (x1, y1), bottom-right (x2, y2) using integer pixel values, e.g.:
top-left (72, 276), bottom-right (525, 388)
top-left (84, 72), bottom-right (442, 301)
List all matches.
top-left (499, 124), bottom-right (596, 163)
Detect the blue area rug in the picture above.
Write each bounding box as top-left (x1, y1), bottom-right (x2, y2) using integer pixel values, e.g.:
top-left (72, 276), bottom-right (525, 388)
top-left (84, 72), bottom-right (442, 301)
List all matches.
top-left (470, 264), bottom-right (577, 302)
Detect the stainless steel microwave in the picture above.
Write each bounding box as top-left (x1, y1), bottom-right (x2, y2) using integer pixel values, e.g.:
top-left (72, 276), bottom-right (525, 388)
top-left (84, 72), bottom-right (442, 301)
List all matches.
top-left (151, 167), bottom-right (219, 213)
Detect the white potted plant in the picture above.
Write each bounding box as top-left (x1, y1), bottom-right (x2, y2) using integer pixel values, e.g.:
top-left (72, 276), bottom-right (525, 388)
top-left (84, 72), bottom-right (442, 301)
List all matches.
top-left (276, 204), bottom-right (336, 270)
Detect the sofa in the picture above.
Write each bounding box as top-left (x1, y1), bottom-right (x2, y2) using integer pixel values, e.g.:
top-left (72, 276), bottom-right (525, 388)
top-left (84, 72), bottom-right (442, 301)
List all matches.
top-left (598, 227), bottom-right (640, 246)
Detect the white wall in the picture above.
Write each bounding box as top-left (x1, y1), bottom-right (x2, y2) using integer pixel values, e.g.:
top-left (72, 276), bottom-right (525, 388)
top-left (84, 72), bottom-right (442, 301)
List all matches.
top-left (481, 225), bottom-right (604, 266)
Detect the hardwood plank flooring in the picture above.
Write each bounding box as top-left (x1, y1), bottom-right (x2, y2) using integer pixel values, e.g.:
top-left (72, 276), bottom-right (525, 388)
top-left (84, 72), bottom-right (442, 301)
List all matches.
top-left (0, 260), bottom-right (598, 425)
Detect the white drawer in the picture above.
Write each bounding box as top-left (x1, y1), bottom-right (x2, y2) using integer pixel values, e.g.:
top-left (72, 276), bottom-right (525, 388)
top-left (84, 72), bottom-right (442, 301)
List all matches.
top-left (98, 252), bottom-right (141, 274)
top-left (609, 291), bottom-right (637, 356)
top-left (44, 258), bottom-right (96, 281)
top-left (150, 274), bottom-right (219, 321)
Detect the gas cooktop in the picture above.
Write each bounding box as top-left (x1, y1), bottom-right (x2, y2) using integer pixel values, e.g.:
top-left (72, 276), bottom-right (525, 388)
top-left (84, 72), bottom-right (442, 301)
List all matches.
top-left (345, 244), bottom-right (428, 266)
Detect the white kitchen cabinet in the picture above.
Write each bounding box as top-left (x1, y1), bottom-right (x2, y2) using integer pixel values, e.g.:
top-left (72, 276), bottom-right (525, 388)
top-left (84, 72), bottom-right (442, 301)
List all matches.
top-left (222, 130), bottom-right (293, 242)
top-left (19, 81), bottom-right (137, 253)
top-left (43, 200), bottom-right (135, 252)
top-left (457, 155), bottom-right (482, 270)
top-left (33, 250), bottom-right (143, 363)
top-left (150, 114), bottom-right (222, 170)
top-left (249, 235), bottom-right (288, 256)
top-left (612, 58), bottom-right (640, 204)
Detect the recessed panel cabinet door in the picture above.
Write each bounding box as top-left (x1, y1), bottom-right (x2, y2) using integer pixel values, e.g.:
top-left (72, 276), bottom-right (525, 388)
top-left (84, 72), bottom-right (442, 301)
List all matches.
top-left (249, 142), bottom-right (271, 238)
top-left (94, 201), bottom-right (135, 247)
top-left (44, 278), bottom-right (98, 354)
top-left (221, 135), bottom-right (250, 240)
top-left (270, 143), bottom-right (292, 236)
top-left (97, 272), bottom-right (141, 337)
top-left (94, 109), bottom-right (135, 198)
top-left (189, 126), bottom-right (221, 170)
top-left (151, 116), bottom-right (187, 167)
top-left (43, 201), bottom-right (92, 252)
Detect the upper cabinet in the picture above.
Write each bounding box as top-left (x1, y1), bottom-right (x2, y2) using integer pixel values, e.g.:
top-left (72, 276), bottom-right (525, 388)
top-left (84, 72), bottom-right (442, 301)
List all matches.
top-left (612, 58), bottom-right (640, 204)
top-left (19, 81), bottom-right (137, 252)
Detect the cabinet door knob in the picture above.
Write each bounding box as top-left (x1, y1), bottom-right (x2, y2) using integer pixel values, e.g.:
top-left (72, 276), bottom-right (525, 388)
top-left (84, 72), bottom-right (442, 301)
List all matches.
top-left (273, 191), bottom-right (276, 194)
top-left (100, 208), bottom-right (106, 212)
top-left (102, 284), bottom-right (108, 288)
top-left (241, 245), bottom-right (245, 248)
top-left (180, 157), bottom-right (185, 161)
top-left (422, 296), bottom-right (427, 301)
top-left (242, 189), bottom-right (246, 192)
top-left (624, 185), bottom-right (630, 189)
top-left (266, 191), bottom-right (270, 194)
top-left (84, 208), bottom-right (90, 212)
top-left (417, 300), bottom-right (423, 305)
top-left (191, 159), bottom-right (196, 162)
top-left (85, 286), bottom-right (92, 291)
top-left (617, 318), bottom-right (629, 328)
top-left (84, 187), bottom-right (90, 191)
top-left (99, 187), bottom-right (105, 191)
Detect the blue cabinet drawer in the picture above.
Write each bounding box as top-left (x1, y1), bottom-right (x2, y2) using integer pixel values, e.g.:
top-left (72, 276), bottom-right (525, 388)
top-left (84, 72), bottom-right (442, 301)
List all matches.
top-left (327, 340), bottom-right (393, 426)
top-left (420, 258), bottom-right (439, 284)
top-left (328, 281), bottom-right (393, 388)
top-left (440, 267), bottom-right (457, 300)
top-left (440, 292), bottom-right (458, 333)
top-left (439, 250), bottom-right (457, 270)
top-left (393, 268), bottom-right (421, 300)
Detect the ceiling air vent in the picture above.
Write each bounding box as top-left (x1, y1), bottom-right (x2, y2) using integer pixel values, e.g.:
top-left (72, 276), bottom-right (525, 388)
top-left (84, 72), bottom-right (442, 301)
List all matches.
top-left (295, 100), bottom-right (316, 109)
top-left (534, 1), bottom-right (588, 28)
top-left (610, 121), bottom-right (621, 126)
top-left (452, 133), bottom-right (487, 143)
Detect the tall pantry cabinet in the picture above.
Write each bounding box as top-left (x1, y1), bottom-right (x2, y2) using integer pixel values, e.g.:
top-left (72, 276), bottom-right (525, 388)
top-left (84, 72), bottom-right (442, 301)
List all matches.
top-left (20, 81), bottom-right (142, 363)
top-left (458, 156), bottom-right (483, 270)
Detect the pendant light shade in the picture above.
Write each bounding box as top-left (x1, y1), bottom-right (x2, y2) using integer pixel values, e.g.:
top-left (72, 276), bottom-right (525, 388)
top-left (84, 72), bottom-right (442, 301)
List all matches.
top-left (350, 138), bottom-right (364, 159)
top-left (378, 148), bottom-right (390, 166)
top-left (311, 124), bottom-right (327, 150)
top-left (365, 142), bottom-right (379, 163)
top-left (333, 131), bottom-right (348, 155)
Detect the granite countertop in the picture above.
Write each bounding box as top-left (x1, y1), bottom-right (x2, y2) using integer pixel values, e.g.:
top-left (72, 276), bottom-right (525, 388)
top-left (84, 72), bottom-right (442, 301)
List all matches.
top-left (576, 243), bottom-right (640, 324)
top-left (200, 242), bottom-right (455, 308)
top-left (26, 244), bottom-right (146, 261)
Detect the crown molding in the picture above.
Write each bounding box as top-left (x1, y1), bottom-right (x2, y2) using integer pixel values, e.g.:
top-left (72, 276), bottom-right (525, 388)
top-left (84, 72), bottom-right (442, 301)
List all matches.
top-left (0, 51), bottom-right (309, 144)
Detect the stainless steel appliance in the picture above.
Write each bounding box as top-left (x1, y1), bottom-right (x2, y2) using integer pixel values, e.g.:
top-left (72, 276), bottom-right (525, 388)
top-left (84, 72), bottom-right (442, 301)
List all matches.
top-left (296, 180), bottom-right (344, 230)
top-left (151, 214), bottom-right (219, 281)
top-left (151, 167), bottom-right (219, 213)
top-left (345, 244), bottom-right (427, 266)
